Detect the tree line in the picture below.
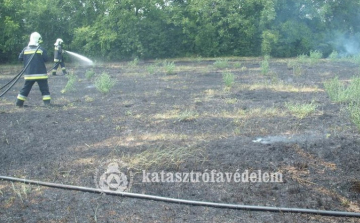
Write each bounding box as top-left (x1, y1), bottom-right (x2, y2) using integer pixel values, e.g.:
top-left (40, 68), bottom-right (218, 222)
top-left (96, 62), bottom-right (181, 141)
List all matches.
top-left (1, 0), bottom-right (360, 63)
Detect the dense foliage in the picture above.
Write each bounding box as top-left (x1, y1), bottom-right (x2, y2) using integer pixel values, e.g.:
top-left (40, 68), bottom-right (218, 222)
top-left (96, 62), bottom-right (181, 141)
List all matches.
top-left (1, 0), bottom-right (360, 62)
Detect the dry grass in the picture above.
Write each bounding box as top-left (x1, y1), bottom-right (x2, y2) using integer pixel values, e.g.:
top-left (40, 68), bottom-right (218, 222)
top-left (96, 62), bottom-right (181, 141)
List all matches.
top-left (122, 146), bottom-right (206, 170)
top-left (244, 81), bottom-right (320, 93)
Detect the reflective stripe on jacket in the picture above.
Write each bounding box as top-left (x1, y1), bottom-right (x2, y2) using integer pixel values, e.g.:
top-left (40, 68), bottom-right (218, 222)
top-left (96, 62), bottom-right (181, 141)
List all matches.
top-left (19, 45), bottom-right (48, 80)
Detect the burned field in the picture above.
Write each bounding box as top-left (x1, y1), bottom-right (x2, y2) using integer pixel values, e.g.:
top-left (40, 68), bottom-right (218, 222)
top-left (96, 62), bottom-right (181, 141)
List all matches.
top-left (0, 58), bottom-right (359, 222)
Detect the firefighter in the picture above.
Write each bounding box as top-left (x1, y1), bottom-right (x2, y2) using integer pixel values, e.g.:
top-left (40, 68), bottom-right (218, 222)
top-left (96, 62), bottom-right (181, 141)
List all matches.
top-left (16, 32), bottom-right (51, 107)
top-left (51, 38), bottom-right (67, 75)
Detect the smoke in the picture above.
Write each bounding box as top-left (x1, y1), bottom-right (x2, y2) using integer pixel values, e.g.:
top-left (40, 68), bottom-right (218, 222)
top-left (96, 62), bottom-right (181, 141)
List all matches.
top-left (343, 39), bottom-right (360, 56)
top-left (330, 32), bottom-right (360, 57)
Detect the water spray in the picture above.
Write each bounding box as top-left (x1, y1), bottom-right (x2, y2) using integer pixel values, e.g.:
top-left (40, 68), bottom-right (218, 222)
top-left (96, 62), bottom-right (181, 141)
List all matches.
top-left (65, 50), bottom-right (94, 66)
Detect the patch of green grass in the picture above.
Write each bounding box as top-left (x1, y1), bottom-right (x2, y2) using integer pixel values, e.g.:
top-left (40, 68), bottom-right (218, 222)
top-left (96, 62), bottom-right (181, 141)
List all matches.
top-left (10, 182), bottom-right (32, 203)
top-left (123, 146), bottom-right (205, 170)
top-left (350, 54), bottom-right (360, 65)
top-left (324, 76), bottom-right (347, 102)
top-left (293, 64), bottom-right (303, 76)
top-left (125, 110), bottom-right (132, 116)
top-left (260, 56), bottom-right (270, 75)
top-left (324, 76), bottom-right (360, 103)
top-left (84, 95), bottom-right (94, 102)
top-left (94, 72), bottom-right (116, 94)
top-left (348, 102), bottom-right (360, 131)
top-left (222, 72), bottom-right (235, 88)
top-left (287, 60), bottom-right (302, 76)
top-left (297, 54), bottom-right (309, 64)
top-left (285, 101), bottom-right (318, 119)
top-left (328, 51), bottom-right (338, 61)
top-left (177, 110), bottom-right (198, 122)
top-left (85, 68), bottom-right (96, 80)
top-left (128, 57), bottom-right (139, 67)
top-left (309, 50), bottom-right (323, 65)
top-left (146, 64), bottom-right (157, 74)
top-left (61, 73), bottom-right (77, 93)
top-left (233, 61), bottom-right (242, 68)
top-left (163, 60), bottom-right (176, 75)
top-left (225, 98), bottom-right (237, 104)
top-left (213, 58), bottom-right (229, 69)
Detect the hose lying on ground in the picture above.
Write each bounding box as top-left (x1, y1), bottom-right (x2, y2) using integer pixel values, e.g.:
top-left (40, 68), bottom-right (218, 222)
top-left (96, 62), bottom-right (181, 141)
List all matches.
top-left (0, 175), bottom-right (359, 218)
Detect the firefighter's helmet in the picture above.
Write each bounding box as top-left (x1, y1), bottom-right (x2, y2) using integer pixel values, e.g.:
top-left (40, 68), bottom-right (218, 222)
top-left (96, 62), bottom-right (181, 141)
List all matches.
top-left (55, 38), bottom-right (63, 46)
top-left (28, 32), bottom-right (43, 46)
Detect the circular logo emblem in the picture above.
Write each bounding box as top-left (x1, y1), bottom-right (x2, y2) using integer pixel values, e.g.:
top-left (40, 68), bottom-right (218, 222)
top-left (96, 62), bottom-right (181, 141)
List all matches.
top-left (94, 159), bottom-right (133, 192)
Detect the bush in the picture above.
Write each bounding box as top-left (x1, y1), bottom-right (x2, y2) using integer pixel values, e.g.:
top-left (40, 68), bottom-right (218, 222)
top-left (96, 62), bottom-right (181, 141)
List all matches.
top-left (309, 50), bottom-right (323, 65)
top-left (297, 54), bottom-right (308, 64)
top-left (348, 102), bottom-right (360, 131)
top-left (324, 76), bottom-right (360, 103)
top-left (128, 57), bottom-right (139, 67)
top-left (260, 56), bottom-right (270, 75)
top-left (94, 72), bottom-right (115, 94)
top-left (222, 72), bottom-right (235, 88)
top-left (328, 51), bottom-right (338, 61)
top-left (85, 68), bottom-right (95, 80)
top-left (285, 101), bottom-right (318, 119)
top-left (213, 59), bottom-right (229, 69)
top-left (146, 64), bottom-right (157, 75)
top-left (61, 73), bottom-right (77, 93)
top-left (163, 60), bottom-right (176, 75)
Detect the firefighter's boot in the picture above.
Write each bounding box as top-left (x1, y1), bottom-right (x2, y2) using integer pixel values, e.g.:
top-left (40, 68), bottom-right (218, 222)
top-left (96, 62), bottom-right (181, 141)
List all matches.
top-left (62, 68), bottom-right (67, 75)
top-left (43, 100), bottom-right (51, 107)
top-left (16, 99), bottom-right (24, 107)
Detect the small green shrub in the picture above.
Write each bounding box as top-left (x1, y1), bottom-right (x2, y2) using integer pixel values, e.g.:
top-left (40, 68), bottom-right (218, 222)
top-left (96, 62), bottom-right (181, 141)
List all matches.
top-left (348, 102), bottom-right (360, 131)
top-left (61, 73), bottom-right (77, 93)
top-left (324, 76), bottom-right (347, 102)
top-left (128, 57), bottom-right (139, 67)
top-left (324, 76), bottom-right (360, 103)
top-left (285, 101), bottom-right (318, 119)
top-left (222, 72), bottom-right (235, 88)
top-left (163, 60), bottom-right (176, 75)
top-left (328, 51), bottom-right (338, 61)
top-left (177, 110), bottom-right (198, 122)
top-left (293, 64), bottom-right (302, 76)
top-left (309, 50), bottom-right (323, 65)
top-left (146, 64), bottom-right (157, 74)
top-left (233, 61), bottom-right (242, 68)
top-left (94, 72), bottom-right (115, 94)
top-left (297, 54), bottom-right (309, 64)
top-left (85, 68), bottom-right (95, 80)
top-left (287, 59), bottom-right (302, 75)
top-left (260, 57), bottom-right (269, 75)
top-left (213, 59), bottom-right (229, 69)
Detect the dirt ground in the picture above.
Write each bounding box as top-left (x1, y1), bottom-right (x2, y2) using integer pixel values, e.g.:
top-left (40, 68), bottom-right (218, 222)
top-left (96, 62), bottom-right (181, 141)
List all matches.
top-left (0, 58), bottom-right (359, 223)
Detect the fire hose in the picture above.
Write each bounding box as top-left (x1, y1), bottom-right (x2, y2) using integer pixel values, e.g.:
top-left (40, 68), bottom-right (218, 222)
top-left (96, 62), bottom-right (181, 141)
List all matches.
top-left (0, 175), bottom-right (359, 218)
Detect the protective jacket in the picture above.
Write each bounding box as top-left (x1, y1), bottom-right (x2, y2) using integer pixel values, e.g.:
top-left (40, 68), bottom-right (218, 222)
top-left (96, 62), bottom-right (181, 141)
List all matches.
top-left (18, 45), bottom-right (48, 80)
top-left (54, 45), bottom-right (64, 62)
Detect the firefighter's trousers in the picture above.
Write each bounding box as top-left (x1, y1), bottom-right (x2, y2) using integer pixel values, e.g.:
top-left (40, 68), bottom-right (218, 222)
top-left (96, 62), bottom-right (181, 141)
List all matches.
top-left (52, 61), bottom-right (67, 75)
top-left (16, 79), bottom-right (51, 106)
